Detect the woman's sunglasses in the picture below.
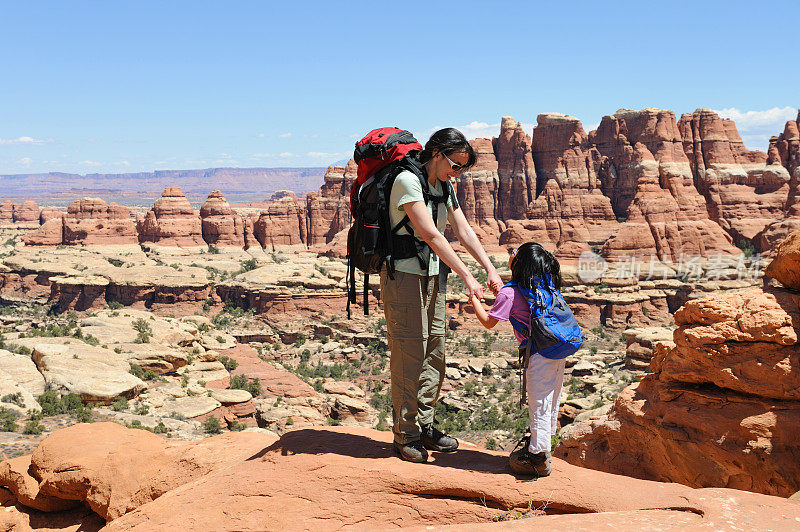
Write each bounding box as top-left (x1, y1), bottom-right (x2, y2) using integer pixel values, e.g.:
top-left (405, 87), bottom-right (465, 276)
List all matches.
top-left (441, 151), bottom-right (466, 172)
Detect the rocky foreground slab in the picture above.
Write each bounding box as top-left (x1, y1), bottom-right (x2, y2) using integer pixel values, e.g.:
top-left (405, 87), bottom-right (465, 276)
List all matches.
top-left (0, 423), bottom-right (798, 531)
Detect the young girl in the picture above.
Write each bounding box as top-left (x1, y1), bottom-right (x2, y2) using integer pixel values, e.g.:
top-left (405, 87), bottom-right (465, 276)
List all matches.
top-left (469, 242), bottom-right (569, 476)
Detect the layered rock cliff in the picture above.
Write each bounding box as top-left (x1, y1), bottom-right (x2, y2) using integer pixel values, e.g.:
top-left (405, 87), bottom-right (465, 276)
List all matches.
top-left (556, 230), bottom-right (800, 497)
top-left (200, 190), bottom-right (246, 248)
top-left (137, 187), bottom-right (205, 247)
top-left (756, 110), bottom-right (800, 251)
top-left (17, 108), bottom-right (800, 259)
top-left (22, 198), bottom-right (137, 246)
top-left (678, 109), bottom-right (789, 243)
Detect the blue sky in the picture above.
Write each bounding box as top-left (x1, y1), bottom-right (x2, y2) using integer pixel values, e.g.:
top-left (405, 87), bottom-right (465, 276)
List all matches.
top-left (1, 0), bottom-right (798, 174)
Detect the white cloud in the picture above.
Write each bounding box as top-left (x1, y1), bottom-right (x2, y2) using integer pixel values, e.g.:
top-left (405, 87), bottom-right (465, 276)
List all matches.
top-left (279, 133), bottom-right (292, 138)
top-left (250, 153), bottom-right (274, 159)
top-left (0, 136), bottom-right (48, 145)
top-left (80, 160), bottom-right (103, 167)
top-left (715, 106), bottom-right (796, 129)
top-left (256, 133), bottom-right (266, 138)
top-left (114, 160), bottom-right (131, 166)
top-left (279, 152), bottom-right (294, 158)
top-left (307, 151), bottom-right (346, 159)
top-left (714, 106), bottom-right (797, 150)
top-left (16, 157), bottom-right (32, 167)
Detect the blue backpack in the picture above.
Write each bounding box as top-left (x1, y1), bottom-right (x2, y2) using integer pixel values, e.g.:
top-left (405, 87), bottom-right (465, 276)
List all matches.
top-left (507, 278), bottom-right (583, 361)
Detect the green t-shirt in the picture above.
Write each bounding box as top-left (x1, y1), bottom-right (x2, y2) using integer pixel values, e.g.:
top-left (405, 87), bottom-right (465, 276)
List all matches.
top-left (389, 170), bottom-right (458, 276)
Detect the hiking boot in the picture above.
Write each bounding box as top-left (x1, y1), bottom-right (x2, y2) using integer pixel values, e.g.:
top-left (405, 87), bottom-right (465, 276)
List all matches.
top-left (508, 431), bottom-right (551, 476)
top-left (509, 448), bottom-right (552, 476)
top-left (420, 424), bottom-right (458, 452)
top-left (393, 440), bottom-right (429, 463)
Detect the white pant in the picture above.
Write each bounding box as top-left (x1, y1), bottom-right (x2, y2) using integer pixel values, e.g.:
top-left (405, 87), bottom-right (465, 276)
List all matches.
top-left (525, 353), bottom-right (566, 453)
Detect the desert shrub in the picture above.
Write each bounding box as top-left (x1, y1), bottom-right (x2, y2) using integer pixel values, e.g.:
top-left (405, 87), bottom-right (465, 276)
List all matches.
top-left (203, 416), bottom-right (223, 434)
top-left (23, 419), bottom-right (45, 435)
top-left (1, 392), bottom-right (25, 408)
top-left (229, 374), bottom-right (261, 397)
top-left (132, 318), bottom-right (153, 343)
top-left (239, 258), bottom-right (258, 273)
top-left (217, 355), bottom-right (238, 371)
top-left (111, 397), bottom-right (129, 411)
top-left (229, 420), bottom-right (247, 431)
top-left (0, 407), bottom-right (19, 432)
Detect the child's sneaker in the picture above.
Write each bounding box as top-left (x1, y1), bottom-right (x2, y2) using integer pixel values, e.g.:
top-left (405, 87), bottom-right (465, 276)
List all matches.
top-left (509, 448), bottom-right (552, 476)
top-left (508, 431), bottom-right (552, 476)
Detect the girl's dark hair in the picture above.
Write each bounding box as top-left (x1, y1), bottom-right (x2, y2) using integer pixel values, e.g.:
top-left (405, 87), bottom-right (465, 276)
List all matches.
top-left (510, 242), bottom-right (562, 291)
top-left (419, 128), bottom-right (477, 170)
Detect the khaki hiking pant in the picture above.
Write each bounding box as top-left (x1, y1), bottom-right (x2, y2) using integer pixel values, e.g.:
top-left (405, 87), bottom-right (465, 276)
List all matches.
top-left (380, 270), bottom-right (446, 445)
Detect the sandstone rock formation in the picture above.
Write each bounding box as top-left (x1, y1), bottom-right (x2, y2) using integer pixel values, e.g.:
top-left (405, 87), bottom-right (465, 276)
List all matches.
top-left (13, 337), bottom-right (147, 403)
top-left (756, 109), bottom-right (800, 251)
top-left (12, 200), bottom-right (40, 223)
top-left (14, 108), bottom-right (800, 261)
top-left (557, 286), bottom-right (800, 497)
top-left (3, 424), bottom-right (797, 530)
top-left (502, 113), bottom-right (617, 257)
top-left (253, 193), bottom-right (307, 249)
top-left (39, 206), bottom-right (63, 223)
top-left (765, 228), bottom-right (800, 290)
top-left (494, 116), bottom-right (536, 221)
top-left (0, 200), bottom-right (14, 223)
top-left (137, 187), bottom-right (204, 247)
top-left (678, 109), bottom-right (788, 243)
top-left (453, 138), bottom-right (501, 243)
top-left (305, 161), bottom-right (354, 247)
top-left (200, 190), bottom-right (246, 248)
top-left (595, 109), bottom-right (739, 260)
top-left (21, 217), bottom-right (63, 246)
top-left (4, 422), bottom-right (272, 521)
top-left (62, 198), bottom-right (138, 245)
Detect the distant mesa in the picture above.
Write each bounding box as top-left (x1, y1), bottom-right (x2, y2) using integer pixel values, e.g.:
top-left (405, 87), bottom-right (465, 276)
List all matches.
top-left (11, 107), bottom-right (800, 258)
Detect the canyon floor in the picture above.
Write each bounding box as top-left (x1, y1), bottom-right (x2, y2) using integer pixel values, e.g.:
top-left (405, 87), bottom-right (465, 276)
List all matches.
top-left (0, 221), bottom-right (796, 530)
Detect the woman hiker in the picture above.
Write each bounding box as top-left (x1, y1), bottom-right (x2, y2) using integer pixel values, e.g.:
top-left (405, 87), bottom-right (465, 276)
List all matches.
top-left (382, 127), bottom-right (502, 463)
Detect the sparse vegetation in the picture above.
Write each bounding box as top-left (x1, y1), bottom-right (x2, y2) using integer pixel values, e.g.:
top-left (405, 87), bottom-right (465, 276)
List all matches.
top-left (229, 374), bottom-right (261, 397)
top-left (132, 318), bottom-right (153, 343)
top-left (202, 416), bottom-right (223, 434)
top-left (217, 355), bottom-right (238, 371)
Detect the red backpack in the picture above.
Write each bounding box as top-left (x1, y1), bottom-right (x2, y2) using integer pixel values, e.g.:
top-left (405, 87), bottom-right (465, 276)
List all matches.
top-left (346, 128), bottom-right (452, 317)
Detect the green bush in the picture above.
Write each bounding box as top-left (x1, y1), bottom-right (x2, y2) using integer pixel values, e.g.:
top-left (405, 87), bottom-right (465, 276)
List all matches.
top-left (0, 407), bottom-right (19, 432)
top-left (217, 355), bottom-right (238, 371)
top-left (129, 364), bottom-right (145, 379)
top-left (203, 416), bottom-right (223, 434)
top-left (230, 375), bottom-right (261, 397)
top-left (111, 397), bottom-right (129, 411)
top-left (239, 258), bottom-right (258, 273)
top-left (132, 318), bottom-right (153, 344)
top-left (23, 419), bottom-right (45, 435)
top-left (229, 420), bottom-right (247, 431)
top-left (2, 392), bottom-right (25, 408)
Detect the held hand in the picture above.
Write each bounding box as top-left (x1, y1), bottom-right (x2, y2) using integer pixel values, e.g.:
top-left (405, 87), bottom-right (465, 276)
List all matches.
top-left (487, 268), bottom-right (502, 296)
top-left (468, 292), bottom-right (481, 308)
top-left (465, 274), bottom-right (484, 301)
